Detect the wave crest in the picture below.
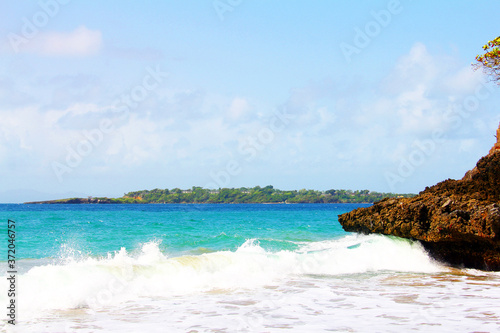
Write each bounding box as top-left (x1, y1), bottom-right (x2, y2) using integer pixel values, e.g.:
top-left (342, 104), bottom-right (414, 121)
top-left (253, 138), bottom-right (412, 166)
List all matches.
top-left (1, 235), bottom-right (443, 318)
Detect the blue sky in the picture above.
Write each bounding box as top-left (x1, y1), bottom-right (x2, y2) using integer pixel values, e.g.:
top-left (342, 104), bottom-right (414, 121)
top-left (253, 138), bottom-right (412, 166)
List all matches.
top-left (1, 0), bottom-right (499, 202)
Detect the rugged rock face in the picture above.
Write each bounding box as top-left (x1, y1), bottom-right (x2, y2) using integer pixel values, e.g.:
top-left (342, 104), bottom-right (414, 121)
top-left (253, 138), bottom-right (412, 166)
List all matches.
top-left (338, 123), bottom-right (500, 271)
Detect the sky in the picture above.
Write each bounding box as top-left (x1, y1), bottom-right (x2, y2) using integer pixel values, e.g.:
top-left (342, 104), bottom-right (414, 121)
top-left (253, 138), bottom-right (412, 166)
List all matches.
top-left (0, 0), bottom-right (499, 203)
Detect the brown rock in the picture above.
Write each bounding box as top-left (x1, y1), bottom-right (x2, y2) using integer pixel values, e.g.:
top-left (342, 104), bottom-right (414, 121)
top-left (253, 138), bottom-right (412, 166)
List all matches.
top-left (338, 126), bottom-right (500, 271)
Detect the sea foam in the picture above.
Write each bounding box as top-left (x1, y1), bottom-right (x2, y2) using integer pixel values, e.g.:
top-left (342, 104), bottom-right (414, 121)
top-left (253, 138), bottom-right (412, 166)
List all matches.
top-left (0, 234), bottom-right (443, 320)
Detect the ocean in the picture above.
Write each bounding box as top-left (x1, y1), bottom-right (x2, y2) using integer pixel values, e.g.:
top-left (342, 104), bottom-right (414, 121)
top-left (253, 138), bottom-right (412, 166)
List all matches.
top-left (1, 203), bottom-right (499, 332)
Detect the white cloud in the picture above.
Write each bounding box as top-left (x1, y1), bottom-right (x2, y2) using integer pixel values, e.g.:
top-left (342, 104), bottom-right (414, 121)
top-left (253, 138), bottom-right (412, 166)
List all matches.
top-left (1, 40), bottom-right (498, 195)
top-left (0, 106), bottom-right (62, 163)
top-left (22, 26), bottom-right (102, 57)
top-left (443, 66), bottom-right (485, 94)
top-left (370, 42), bottom-right (494, 139)
top-left (227, 97), bottom-right (250, 120)
top-left (382, 43), bottom-right (442, 95)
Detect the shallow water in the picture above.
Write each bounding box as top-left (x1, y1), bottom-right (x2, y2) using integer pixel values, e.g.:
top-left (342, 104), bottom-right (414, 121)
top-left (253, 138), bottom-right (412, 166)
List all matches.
top-left (1, 204), bottom-right (498, 332)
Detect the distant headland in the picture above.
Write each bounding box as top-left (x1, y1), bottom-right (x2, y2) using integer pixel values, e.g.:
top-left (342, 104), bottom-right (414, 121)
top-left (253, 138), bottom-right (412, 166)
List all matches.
top-left (25, 186), bottom-right (415, 204)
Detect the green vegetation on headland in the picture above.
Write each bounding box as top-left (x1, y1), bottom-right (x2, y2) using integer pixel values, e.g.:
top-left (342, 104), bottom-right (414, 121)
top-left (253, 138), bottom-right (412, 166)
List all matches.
top-left (26, 186), bottom-right (415, 204)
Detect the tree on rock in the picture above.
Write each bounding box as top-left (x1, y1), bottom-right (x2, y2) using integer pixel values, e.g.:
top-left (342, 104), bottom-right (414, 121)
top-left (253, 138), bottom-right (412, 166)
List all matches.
top-left (474, 36), bottom-right (500, 84)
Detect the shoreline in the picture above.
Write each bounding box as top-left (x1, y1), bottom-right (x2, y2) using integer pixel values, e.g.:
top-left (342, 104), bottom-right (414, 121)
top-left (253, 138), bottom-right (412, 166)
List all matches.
top-left (23, 201), bottom-right (375, 205)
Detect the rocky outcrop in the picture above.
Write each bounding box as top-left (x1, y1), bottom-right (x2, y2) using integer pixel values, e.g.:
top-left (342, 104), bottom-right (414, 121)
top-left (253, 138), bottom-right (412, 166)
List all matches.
top-left (338, 123), bottom-right (500, 270)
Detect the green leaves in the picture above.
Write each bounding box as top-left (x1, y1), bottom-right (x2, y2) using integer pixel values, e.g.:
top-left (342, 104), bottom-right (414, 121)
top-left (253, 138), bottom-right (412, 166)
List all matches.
top-left (474, 36), bottom-right (500, 84)
top-left (122, 187), bottom-right (415, 204)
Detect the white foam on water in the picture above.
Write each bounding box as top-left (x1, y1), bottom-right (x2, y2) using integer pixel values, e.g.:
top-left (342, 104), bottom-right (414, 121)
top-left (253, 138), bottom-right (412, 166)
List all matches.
top-left (2, 235), bottom-right (499, 332)
top-left (296, 233), bottom-right (442, 274)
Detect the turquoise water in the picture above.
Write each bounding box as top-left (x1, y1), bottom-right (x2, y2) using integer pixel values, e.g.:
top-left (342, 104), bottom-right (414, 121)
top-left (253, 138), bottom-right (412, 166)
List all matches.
top-left (2, 203), bottom-right (364, 261)
top-left (1, 204), bottom-right (499, 332)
